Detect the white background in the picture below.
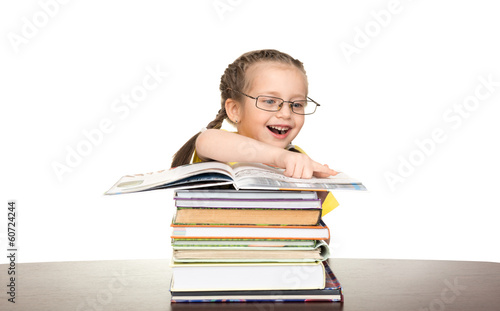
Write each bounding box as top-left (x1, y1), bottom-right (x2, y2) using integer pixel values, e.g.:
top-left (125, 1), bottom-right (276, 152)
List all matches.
top-left (1, 0), bottom-right (499, 264)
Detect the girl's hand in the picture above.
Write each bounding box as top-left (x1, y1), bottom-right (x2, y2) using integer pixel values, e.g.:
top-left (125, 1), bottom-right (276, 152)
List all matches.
top-left (274, 150), bottom-right (338, 179)
top-left (312, 164), bottom-right (338, 178)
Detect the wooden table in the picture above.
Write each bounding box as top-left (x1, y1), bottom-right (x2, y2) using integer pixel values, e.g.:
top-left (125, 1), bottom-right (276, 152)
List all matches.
top-left (1, 258), bottom-right (499, 310)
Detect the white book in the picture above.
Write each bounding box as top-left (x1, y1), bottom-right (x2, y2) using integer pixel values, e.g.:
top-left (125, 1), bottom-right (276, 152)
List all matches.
top-left (171, 260), bottom-right (326, 291)
top-left (174, 198), bottom-right (321, 209)
top-left (175, 189), bottom-right (319, 200)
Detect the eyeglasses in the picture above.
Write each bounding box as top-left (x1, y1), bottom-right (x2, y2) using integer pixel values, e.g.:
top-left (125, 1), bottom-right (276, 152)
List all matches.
top-left (228, 89), bottom-right (320, 115)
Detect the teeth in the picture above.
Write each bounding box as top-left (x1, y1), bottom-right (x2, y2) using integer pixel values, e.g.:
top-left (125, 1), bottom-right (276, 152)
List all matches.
top-left (269, 126), bottom-right (289, 131)
top-left (268, 125), bottom-right (290, 135)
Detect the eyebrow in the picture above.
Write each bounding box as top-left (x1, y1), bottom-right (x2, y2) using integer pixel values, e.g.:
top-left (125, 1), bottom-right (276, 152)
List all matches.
top-left (257, 91), bottom-right (307, 100)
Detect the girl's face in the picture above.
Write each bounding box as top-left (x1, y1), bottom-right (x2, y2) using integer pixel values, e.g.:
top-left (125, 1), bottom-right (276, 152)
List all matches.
top-left (233, 62), bottom-right (307, 149)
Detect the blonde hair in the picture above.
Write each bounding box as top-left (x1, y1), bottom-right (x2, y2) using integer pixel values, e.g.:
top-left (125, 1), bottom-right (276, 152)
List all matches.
top-left (171, 49), bottom-right (307, 167)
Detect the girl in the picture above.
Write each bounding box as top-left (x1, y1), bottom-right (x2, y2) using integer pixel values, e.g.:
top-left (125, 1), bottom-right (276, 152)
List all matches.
top-left (171, 49), bottom-right (337, 179)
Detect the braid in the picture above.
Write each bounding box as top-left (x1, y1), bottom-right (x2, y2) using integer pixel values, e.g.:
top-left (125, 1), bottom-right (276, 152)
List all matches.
top-left (171, 109), bottom-right (228, 168)
top-left (206, 108), bottom-right (227, 130)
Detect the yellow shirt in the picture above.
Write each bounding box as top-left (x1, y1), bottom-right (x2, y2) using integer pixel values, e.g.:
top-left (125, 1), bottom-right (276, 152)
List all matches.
top-left (191, 143), bottom-right (339, 216)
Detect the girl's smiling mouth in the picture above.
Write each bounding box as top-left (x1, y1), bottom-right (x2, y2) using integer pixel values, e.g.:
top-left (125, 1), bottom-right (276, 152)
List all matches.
top-left (267, 125), bottom-right (292, 138)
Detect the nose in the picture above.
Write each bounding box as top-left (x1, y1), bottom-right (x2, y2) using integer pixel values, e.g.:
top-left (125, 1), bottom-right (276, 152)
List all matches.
top-left (276, 101), bottom-right (293, 118)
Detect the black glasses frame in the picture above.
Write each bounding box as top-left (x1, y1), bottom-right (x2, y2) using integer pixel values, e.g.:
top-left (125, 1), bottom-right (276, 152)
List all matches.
top-left (228, 88), bottom-right (320, 115)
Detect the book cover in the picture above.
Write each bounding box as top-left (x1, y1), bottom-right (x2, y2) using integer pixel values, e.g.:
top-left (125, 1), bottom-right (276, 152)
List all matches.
top-left (170, 260), bottom-right (343, 302)
top-left (170, 260), bottom-right (326, 291)
top-left (173, 207), bottom-right (321, 226)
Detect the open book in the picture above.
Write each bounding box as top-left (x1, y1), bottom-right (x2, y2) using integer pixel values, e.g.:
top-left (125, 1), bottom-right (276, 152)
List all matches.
top-left (105, 162), bottom-right (366, 195)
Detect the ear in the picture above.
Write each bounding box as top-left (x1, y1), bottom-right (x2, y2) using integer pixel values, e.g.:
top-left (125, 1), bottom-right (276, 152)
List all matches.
top-left (225, 98), bottom-right (242, 124)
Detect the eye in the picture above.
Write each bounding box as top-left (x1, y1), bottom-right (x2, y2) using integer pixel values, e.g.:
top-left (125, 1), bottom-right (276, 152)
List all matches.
top-left (259, 97), bottom-right (278, 105)
top-left (292, 101), bottom-right (307, 109)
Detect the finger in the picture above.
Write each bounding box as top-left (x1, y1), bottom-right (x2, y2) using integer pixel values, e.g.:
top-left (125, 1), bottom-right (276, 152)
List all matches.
top-left (323, 164), bottom-right (338, 175)
top-left (322, 164), bottom-right (338, 176)
top-left (313, 171), bottom-right (330, 178)
top-left (313, 163), bottom-right (338, 177)
top-left (303, 163), bottom-right (314, 179)
top-left (292, 161), bottom-right (304, 179)
top-left (313, 163), bottom-right (332, 178)
top-left (283, 162), bottom-right (295, 177)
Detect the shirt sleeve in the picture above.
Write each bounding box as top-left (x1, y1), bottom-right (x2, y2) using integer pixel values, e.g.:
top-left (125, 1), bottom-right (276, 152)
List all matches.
top-left (287, 144), bottom-right (307, 154)
top-left (191, 149), bottom-right (202, 164)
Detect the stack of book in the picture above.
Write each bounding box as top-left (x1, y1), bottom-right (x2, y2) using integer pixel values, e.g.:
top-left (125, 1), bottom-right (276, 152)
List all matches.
top-left (105, 161), bottom-right (365, 303)
top-left (170, 189), bottom-right (343, 302)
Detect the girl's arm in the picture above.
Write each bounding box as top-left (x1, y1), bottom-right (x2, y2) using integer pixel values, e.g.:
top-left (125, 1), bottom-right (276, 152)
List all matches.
top-left (196, 129), bottom-right (337, 179)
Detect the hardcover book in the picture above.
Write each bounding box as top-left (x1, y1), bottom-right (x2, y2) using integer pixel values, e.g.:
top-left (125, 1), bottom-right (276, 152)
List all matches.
top-left (171, 220), bottom-right (330, 240)
top-left (170, 260), bottom-right (326, 291)
top-left (171, 239), bottom-right (317, 248)
top-left (175, 189), bottom-right (320, 200)
top-left (174, 197), bottom-right (322, 209)
top-left (173, 193), bottom-right (322, 226)
top-left (170, 260), bottom-right (343, 302)
top-left (173, 207), bottom-right (322, 226)
top-left (172, 240), bottom-right (330, 262)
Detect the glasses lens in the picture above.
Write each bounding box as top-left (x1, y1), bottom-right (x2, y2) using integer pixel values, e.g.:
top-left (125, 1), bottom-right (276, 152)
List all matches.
top-left (292, 100), bottom-right (317, 115)
top-left (256, 96), bottom-right (282, 111)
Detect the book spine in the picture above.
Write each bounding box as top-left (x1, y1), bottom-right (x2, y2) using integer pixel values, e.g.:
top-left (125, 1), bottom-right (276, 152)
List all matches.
top-left (171, 297), bottom-right (342, 303)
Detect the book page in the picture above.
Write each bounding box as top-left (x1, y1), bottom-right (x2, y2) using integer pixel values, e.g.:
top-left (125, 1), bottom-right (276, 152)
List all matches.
top-left (231, 162), bottom-right (365, 191)
top-left (105, 162), bottom-right (234, 195)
